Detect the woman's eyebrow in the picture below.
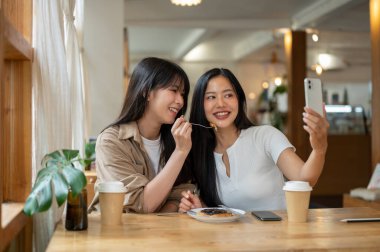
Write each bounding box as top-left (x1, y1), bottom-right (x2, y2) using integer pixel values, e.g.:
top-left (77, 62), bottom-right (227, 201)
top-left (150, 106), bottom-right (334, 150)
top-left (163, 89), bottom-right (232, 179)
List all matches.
top-left (205, 89), bottom-right (234, 94)
top-left (205, 91), bottom-right (216, 95)
top-left (223, 89), bottom-right (234, 92)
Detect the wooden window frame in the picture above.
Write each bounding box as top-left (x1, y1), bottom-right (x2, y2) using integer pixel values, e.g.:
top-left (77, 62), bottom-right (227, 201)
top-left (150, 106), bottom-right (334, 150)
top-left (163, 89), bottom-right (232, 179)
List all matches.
top-left (0, 0), bottom-right (33, 251)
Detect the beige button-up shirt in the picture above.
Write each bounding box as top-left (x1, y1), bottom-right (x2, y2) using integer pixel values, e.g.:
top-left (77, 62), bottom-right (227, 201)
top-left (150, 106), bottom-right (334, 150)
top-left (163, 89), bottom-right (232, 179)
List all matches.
top-left (91, 121), bottom-right (194, 213)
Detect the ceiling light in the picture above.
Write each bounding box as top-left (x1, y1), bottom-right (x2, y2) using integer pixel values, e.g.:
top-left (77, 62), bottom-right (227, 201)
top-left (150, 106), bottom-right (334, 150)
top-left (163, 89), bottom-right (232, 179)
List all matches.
top-left (183, 44), bottom-right (206, 61)
top-left (318, 54), bottom-right (332, 67)
top-left (311, 63), bottom-right (323, 75)
top-left (248, 92), bottom-right (256, 100)
top-left (315, 64), bottom-right (323, 75)
top-left (171, 0), bottom-right (202, 6)
top-left (262, 81), bottom-right (269, 89)
top-left (274, 77), bottom-right (282, 86)
top-left (318, 53), bottom-right (347, 70)
top-left (312, 33), bottom-right (319, 42)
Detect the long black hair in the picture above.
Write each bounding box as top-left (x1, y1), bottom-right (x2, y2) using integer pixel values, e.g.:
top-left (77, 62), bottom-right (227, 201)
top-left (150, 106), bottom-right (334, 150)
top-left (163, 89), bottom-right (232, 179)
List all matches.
top-left (110, 57), bottom-right (192, 185)
top-left (189, 68), bottom-right (253, 206)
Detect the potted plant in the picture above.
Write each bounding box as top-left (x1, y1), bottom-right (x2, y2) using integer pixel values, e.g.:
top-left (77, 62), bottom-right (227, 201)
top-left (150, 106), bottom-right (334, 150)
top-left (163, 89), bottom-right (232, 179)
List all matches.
top-left (82, 141), bottom-right (96, 171)
top-left (23, 149), bottom-right (87, 216)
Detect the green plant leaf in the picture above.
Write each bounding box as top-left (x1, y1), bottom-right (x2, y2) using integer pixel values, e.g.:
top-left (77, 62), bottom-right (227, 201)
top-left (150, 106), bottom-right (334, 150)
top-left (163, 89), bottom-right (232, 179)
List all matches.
top-left (35, 165), bottom-right (58, 182)
top-left (37, 181), bottom-right (53, 212)
top-left (24, 196), bottom-right (39, 216)
top-left (46, 150), bottom-right (62, 160)
top-left (273, 85), bottom-right (287, 95)
top-left (62, 165), bottom-right (87, 197)
top-left (42, 150), bottom-right (65, 167)
top-left (52, 173), bottom-right (69, 206)
top-left (23, 175), bottom-right (53, 216)
top-left (85, 142), bottom-right (96, 159)
top-left (82, 158), bottom-right (93, 167)
top-left (62, 149), bottom-right (79, 161)
top-left (24, 148), bottom-right (89, 216)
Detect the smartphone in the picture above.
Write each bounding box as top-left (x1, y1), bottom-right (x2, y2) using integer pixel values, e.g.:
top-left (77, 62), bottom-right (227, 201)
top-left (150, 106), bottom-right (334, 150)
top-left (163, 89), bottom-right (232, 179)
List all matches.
top-left (251, 211), bottom-right (282, 221)
top-left (304, 78), bottom-right (324, 116)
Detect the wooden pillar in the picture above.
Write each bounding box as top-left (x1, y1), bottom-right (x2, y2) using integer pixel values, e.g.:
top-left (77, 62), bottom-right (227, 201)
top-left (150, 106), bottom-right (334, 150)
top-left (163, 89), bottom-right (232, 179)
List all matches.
top-left (284, 30), bottom-right (309, 161)
top-left (370, 0), bottom-right (380, 170)
top-left (0, 9), bottom-right (4, 235)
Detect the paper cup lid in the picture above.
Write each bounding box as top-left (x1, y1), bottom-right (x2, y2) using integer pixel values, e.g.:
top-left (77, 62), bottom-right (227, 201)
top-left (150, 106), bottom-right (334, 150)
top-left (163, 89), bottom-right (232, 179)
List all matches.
top-left (97, 181), bottom-right (127, 193)
top-left (283, 181), bottom-right (312, 192)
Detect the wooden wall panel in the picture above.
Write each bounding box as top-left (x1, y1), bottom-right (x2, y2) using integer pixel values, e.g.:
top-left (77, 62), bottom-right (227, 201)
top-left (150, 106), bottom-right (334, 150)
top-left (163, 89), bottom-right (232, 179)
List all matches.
top-left (370, 0), bottom-right (380, 170)
top-left (1, 0), bottom-right (32, 42)
top-left (1, 1), bottom-right (33, 250)
top-left (2, 61), bottom-right (32, 202)
top-left (0, 7), bottom-right (4, 232)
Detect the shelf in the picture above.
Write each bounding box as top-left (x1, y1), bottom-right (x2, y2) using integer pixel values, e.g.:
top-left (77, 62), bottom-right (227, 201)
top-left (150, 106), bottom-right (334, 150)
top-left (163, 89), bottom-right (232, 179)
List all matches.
top-left (0, 202), bottom-right (31, 251)
top-left (2, 202), bottom-right (26, 228)
top-left (2, 13), bottom-right (33, 60)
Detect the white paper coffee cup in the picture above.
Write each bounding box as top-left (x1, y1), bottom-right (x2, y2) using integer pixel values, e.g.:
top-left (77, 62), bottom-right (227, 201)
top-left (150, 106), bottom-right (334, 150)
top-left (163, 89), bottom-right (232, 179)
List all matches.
top-left (97, 181), bottom-right (126, 193)
top-left (283, 181), bottom-right (312, 192)
top-left (98, 181), bottom-right (126, 226)
top-left (283, 181), bottom-right (312, 223)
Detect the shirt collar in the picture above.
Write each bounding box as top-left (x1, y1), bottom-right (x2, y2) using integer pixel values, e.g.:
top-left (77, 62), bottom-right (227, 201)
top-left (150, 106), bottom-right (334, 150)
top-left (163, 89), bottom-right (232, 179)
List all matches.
top-left (118, 121), bottom-right (143, 145)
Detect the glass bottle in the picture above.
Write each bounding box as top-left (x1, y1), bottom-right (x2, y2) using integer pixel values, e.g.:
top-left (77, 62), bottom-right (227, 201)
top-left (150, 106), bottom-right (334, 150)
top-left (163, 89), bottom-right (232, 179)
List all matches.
top-left (65, 188), bottom-right (88, 231)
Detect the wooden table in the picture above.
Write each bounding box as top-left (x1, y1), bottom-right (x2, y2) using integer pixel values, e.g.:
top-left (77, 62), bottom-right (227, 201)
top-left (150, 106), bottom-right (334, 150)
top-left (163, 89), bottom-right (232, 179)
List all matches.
top-left (343, 194), bottom-right (380, 209)
top-left (47, 207), bottom-right (380, 251)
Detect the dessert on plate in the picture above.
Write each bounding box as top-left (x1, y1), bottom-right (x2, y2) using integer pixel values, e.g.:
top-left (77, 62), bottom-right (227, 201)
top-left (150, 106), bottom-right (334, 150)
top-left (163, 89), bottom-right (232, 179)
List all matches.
top-left (198, 208), bottom-right (233, 217)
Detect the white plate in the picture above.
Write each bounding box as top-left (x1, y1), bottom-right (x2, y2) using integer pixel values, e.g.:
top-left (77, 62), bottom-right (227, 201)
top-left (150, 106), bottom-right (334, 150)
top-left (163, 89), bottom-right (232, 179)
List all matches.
top-left (187, 207), bottom-right (246, 223)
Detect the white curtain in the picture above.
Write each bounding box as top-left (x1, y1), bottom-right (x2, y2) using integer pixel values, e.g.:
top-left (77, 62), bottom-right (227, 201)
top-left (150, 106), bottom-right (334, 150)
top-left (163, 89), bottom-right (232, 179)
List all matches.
top-left (32, 0), bottom-right (86, 251)
top-left (62, 0), bottom-right (86, 153)
top-left (74, 0), bottom-right (91, 141)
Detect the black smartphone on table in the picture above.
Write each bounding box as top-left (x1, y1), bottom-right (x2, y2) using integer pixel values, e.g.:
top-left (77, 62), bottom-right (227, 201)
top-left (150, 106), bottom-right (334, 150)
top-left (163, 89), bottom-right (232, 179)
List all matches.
top-left (251, 211), bottom-right (282, 221)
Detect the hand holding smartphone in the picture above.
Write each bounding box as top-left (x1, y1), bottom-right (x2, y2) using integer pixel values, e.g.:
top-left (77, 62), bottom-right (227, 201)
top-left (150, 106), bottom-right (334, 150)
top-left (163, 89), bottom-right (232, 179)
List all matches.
top-left (304, 78), bottom-right (324, 116)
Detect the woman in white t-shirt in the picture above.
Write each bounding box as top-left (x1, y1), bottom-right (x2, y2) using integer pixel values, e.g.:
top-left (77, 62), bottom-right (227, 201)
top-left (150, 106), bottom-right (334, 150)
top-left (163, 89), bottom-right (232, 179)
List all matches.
top-left (179, 68), bottom-right (329, 212)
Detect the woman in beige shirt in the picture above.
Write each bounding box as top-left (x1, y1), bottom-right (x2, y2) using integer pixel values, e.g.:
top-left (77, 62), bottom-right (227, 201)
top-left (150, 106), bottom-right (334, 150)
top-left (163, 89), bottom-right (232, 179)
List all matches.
top-left (94, 57), bottom-right (194, 213)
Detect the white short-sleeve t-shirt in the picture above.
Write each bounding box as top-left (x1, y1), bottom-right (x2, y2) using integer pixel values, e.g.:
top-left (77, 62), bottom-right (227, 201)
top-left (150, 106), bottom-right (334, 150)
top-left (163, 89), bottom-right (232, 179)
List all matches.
top-left (214, 125), bottom-right (295, 211)
top-left (141, 135), bottom-right (161, 175)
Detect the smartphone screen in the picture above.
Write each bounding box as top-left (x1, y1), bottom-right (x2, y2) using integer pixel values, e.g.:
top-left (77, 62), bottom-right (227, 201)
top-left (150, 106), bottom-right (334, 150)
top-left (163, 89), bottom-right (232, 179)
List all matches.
top-left (251, 211), bottom-right (282, 221)
top-left (304, 78), bottom-right (324, 116)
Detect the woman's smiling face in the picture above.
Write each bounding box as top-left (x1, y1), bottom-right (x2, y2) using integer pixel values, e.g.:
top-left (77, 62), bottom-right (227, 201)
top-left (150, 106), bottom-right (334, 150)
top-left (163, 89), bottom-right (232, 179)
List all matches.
top-left (203, 75), bottom-right (238, 130)
top-left (146, 82), bottom-right (185, 125)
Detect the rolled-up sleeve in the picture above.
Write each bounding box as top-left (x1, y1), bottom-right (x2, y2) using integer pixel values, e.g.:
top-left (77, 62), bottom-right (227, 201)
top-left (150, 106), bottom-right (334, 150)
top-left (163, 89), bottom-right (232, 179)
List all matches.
top-left (96, 133), bottom-right (149, 213)
top-left (166, 183), bottom-right (196, 207)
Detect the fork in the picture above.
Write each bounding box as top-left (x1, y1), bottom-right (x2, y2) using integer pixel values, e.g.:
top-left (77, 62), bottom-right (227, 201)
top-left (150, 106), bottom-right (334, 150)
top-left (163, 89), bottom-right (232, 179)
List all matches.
top-left (190, 123), bottom-right (214, 129)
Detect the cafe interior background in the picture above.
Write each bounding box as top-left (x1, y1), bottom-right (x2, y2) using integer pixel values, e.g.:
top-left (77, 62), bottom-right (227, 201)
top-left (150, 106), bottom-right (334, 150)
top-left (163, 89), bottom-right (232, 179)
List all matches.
top-left (1, 0), bottom-right (380, 251)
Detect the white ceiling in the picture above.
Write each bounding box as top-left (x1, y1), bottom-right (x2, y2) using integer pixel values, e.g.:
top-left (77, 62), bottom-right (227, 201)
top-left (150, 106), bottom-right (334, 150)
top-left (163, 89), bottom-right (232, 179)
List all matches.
top-left (125, 0), bottom-right (371, 72)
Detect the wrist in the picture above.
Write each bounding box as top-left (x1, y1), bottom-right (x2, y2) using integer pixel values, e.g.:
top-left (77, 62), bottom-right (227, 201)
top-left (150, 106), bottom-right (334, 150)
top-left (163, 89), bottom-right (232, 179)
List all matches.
top-left (174, 148), bottom-right (190, 157)
top-left (313, 149), bottom-right (327, 157)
